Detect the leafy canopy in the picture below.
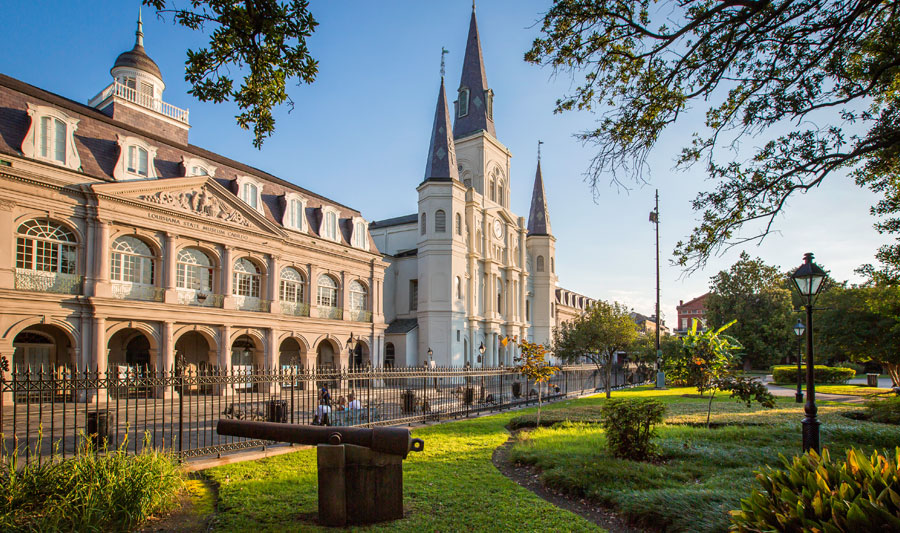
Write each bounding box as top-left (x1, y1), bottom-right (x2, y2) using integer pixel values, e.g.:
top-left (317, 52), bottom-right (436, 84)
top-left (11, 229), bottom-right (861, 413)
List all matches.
top-left (145, 0), bottom-right (319, 148)
top-left (527, 1), bottom-right (900, 273)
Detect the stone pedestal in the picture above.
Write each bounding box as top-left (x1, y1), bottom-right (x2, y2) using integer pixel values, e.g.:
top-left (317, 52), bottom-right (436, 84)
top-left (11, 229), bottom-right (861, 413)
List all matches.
top-left (317, 443), bottom-right (403, 527)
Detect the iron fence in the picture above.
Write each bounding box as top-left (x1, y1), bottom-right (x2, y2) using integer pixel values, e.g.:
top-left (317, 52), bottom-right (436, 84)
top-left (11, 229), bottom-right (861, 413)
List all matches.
top-left (0, 361), bottom-right (653, 465)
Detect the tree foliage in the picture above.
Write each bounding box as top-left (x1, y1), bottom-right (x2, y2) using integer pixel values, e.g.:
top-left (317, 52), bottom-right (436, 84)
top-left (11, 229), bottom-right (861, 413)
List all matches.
top-left (514, 341), bottom-right (560, 427)
top-left (552, 300), bottom-right (638, 398)
top-left (144, 0), bottom-right (319, 148)
top-left (706, 252), bottom-right (793, 369)
top-left (526, 1), bottom-right (900, 272)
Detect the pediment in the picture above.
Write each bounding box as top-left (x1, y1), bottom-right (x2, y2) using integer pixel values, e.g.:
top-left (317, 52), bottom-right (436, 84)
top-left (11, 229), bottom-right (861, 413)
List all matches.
top-left (91, 176), bottom-right (287, 236)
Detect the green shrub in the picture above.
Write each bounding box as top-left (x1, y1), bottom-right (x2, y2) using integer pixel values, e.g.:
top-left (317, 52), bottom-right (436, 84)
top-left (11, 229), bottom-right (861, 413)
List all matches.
top-left (864, 396), bottom-right (900, 425)
top-left (599, 398), bottom-right (665, 461)
top-left (731, 447), bottom-right (900, 532)
top-left (771, 365), bottom-right (855, 385)
top-left (0, 436), bottom-right (183, 532)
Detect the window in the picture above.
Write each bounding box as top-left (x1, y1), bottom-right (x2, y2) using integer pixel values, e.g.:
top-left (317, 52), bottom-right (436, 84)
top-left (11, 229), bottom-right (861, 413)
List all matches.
top-left (16, 219), bottom-right (77, 274)
top-left (681, 318), bottom-right (688, 330)
top-left (280, 267), bottom-right (305, 303)
top-left (455, 276), bottom-right (462, 300)
top-left (497, 278), bottom-right (502, 313)
top-left (485, 89), bottom-right (494, 119)
top-left (352, 218), bottom-right (369, 249)
top-left (236, 176), bottom-right (264, 213)
top-left (349, 281), bottom-right (368, 311)
top-left (114, 135), bottom-right (157, 180)
top-left (458, 87), bottom-right (469, 117)
top-left (321, 209), bottom-right (339, 241)
top-left (317, 275), bottom-right (338, 307)
top-left (456, 213), bottom-right (462, 236)
top-left (409, 279), bottom-right (418, 311)
top-left (181, 156), bottom-right (216, 177)
top-left (176, 248), bottom-right (213, 291)
top-left (22, 104), bottom-right (80, 170)
top-left (385, 343), bottom-right (395, 368)
top-left (490, 179), bottom-right (496, 202)
top-left (233, 258), bottom-right (261, 298)
top-left (420, 213), bottom-right (426, 236)
top-left (111, 236), bottom-right (154, 284)
top-left (498, 182), bottom-right (505, 207)
top-left (536, 255), bottom-right (545, 272)
top-left (551, 257), bottom-right (555, 273)
top-left (526, 300), bottom-right (531, 321)
top-left (283, 194), bottom-right (307, 232)
top-left (551, 303), bottom-right (555, 317)
top-left (435, 210), bottom-right (446, 233)
top-left (127, 145), bottom-right (148, 176)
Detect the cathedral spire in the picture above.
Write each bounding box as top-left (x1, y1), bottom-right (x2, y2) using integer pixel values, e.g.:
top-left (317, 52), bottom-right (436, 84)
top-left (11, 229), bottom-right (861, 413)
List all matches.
top-left (453, 6), bottom-right (496, 139)
top-left (527, 156), bottom-right (552, 236)
top-left (423, 76), bottom-right (459, 182)
top-left (136, 8), bottom-right (144, 48)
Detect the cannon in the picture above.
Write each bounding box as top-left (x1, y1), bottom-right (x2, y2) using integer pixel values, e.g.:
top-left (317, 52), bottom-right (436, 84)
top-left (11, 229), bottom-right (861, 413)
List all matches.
top-left (217, 419), bottom-right (424, 526)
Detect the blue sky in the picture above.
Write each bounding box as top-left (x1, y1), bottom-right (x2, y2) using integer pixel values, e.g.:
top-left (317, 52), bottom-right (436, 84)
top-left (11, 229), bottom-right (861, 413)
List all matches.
top-left (1, 1), bottom-right (888, 324)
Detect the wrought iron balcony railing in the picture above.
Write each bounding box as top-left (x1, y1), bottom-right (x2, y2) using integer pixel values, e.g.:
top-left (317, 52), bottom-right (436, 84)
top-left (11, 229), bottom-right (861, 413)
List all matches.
top-left (111, 282), bottom-right (164, 302)
top-left (15, 269), bottom-right (82, 295)
top-left (317, 306), bottom-right (343, 320)
top-left (280, 301), bottom-right (310, 317)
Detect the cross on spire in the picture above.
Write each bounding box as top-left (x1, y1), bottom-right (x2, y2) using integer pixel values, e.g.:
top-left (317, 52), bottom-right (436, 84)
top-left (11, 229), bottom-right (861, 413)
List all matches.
top-left (538, 140), bottom-right (544, 161)
top-left (440, 47), bottom-right (449, 78)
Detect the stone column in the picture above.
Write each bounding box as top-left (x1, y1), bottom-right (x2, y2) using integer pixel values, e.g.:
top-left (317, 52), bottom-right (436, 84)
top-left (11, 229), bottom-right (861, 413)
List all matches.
top-left (222, 246), bottom-right (234, 309)
top-left (218, 325), bottom-right (231, 396)
top-left (163, 233), bottom-right (178, 303)
top-left (160, 321), bottom-right (175, 398)
top-left (340, 271), bottom-right (349, 321)
top-left (83, 219), bottom-right (96, 296)
top-left (267, 255), bottom-right (279, 312)
top-left (93, 221), bottom-right (111, 298)
top-left (93, 316), bottom-right (108, 402)
top-left (308, 264), bottom-right (319, 317)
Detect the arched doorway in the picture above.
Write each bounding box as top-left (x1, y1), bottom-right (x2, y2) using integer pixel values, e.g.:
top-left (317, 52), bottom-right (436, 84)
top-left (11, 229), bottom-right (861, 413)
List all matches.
top-left (352, 341), bottom-right (369, 368)
top-left (174, 331), bottom-right (215, 394)
top-left (316, 340), bottom-right (336, 369)
top-left (11, 325), bottom-right (75, 403)
top-left (279, 337), bottom-right (305, 389)
top-left (107, 329), bottom-right (155, 371)
top-left (384, 343), bottom-right (395, 368)
top-left (231, 335), bottom-right (260, 392)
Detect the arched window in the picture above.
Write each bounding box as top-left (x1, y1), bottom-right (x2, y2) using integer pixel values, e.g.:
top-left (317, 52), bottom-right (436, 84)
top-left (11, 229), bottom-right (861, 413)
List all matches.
top-left (16, 219), bottom-right (77, 274)
top-left (420, 213), bottom-right (427, 235)
top-left (280, 267), bottom-right (305, 303)
top-left (490, 179), bottom-right (496, 202)
top-left (435, 210), bottom-right (446, 233)
top-left (233, 258), bottom-right (261, 298)
top-left (323, 210), bottom-right (339, 241)
top-left (458, 87), bottom-right (469, 117)
top-left (111, 235), bottom-right (154, 284)
top-left (127, 145), bottom-right (149, 177)
top-left (176, 248), bottom-right (213, 291)
top-left (242, 182), bottom-right (259, 209)
top-left (526, 300), bottom-right (531, 321)
top-left (536, 255), bottom-right (545, 272)
top-left (353, 220), bottom-right (368, 249)
top-left (349, 280), bottom-right (368, 311)
top-left (456, 213), bottom-right (462, 236)
top-left (385, 343), bottom-right (395, 368)
top-left (456, 276), bottom-right (463, 300)
top-left (498, 181), bottom-right (505, 207)
top-left (497, 278), bottom-right (503, 313)
top-left (317, 274), bottom-right (338, 308)
top-left (40, 116), bottom-right (67, 163)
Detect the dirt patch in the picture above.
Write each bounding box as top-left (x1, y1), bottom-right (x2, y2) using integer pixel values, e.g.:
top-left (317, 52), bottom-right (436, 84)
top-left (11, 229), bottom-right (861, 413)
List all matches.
top-left (492, 434), bottom-right (643, 533)
top-left (137, 474), bottom-right (218, 533)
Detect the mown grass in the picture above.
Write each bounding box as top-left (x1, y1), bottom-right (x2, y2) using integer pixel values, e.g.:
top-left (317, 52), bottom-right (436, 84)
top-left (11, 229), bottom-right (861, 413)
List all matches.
top-left (205, 409), bottom-right (604, 532)
top-left (508, 386), bottom-right (900, 533)
top-left (796, 384), bottom-right (895, 397)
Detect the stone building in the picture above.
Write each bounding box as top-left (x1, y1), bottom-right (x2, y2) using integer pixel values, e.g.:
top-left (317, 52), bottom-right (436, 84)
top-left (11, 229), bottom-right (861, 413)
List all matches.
top-left (0, 16), bottom-right (387, 396)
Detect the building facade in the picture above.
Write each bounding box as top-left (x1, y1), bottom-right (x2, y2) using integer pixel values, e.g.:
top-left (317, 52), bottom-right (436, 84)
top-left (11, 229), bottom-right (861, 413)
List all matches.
top-left (0, 17), bottom-right (387, 398)
top-left (676, 293), bottom-right (710, 335)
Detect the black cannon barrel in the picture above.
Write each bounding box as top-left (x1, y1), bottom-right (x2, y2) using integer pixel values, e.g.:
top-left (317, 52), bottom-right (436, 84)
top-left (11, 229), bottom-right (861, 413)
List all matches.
top-left (216, 419), bottom-right (425, 458)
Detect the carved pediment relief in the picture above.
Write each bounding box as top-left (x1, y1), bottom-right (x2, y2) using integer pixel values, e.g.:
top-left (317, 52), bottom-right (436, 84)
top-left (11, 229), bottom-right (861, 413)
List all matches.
top-left (138, 186), bottom-right (250, 227)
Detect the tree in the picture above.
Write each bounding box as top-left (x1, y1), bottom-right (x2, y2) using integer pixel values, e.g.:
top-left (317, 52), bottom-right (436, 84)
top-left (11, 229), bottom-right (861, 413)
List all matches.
top-left (514, 341), bottom-right (560, 427)
top-left (526, 1), bottom-right (900, 272)
top-left (706, 252), bottom-right (793, 369)
top-left (145, 0), bottom-right (319, 148)
top-left (552, 300), bottom-right (638, 398)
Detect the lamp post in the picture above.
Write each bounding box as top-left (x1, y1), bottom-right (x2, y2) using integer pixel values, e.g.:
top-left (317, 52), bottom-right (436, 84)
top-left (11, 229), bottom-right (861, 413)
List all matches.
top-left (346, 333), bottom-right (356, 369)
top-left (793, 319), bottom-right (805, 403)
top-left (790, 252), bottom-right (827, 454)
top-left (478, 342), bottom-right (485, 365)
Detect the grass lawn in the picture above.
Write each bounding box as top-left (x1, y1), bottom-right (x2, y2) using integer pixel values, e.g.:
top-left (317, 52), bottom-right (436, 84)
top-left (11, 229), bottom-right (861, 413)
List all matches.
top-left (203, 409), bottom-right (604, 532)
top-left (774, 383), bottom-right (896, 397)
top-left (508, 386), bottom-right (900, 533)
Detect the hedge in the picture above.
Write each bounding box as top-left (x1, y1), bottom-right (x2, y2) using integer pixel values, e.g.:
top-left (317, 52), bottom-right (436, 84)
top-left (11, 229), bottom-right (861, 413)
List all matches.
top-left (772, 365), bottom-right (855, 385)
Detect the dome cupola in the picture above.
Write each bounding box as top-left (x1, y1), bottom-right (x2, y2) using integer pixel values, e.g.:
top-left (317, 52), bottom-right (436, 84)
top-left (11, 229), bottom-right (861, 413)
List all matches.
top-left (109, 10), bottom-right (165, 99)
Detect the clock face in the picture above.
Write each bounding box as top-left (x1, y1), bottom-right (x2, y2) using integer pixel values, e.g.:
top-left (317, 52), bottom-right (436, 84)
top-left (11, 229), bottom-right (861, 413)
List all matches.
top-left (493, 219), bottom-right (503, 238)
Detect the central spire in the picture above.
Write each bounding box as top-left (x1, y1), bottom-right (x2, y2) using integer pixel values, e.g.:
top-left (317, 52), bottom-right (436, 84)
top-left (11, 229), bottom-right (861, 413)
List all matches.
top-left (136, 8), bottom-right (144, 48)
top-left (453, 6), bottom-right (496, 139)
top-left (527, 157), bottom-right (552, 236)
top-left (423, 77), bottom-right (459, 182)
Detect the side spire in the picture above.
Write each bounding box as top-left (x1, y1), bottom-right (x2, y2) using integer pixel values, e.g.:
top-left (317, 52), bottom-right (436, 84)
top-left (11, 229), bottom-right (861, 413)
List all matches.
top-left (423, 76), bottom-right (459, 182)
top-left (136, 8), bottom-right (144, 48)
top-left (527, 150), bottom-right (552, 236)
top-left (453, 7), bottom-right (496, 138)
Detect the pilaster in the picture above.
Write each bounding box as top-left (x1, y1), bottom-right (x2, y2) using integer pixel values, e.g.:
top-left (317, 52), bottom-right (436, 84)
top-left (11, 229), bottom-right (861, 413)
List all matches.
top-left (163, 232), bottom-right (178, 303)
top-left (222, 246), bottom-right (234, 310)
top-left (93, 220), bottom-right (111, 298)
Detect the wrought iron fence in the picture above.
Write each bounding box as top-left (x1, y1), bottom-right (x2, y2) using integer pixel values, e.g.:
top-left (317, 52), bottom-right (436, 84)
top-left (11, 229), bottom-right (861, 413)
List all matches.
top-left (0, 361), bottom-right (652, 465)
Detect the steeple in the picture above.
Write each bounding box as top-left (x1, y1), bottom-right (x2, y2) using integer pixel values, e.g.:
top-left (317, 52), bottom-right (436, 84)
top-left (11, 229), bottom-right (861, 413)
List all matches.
top-left (112, 9), bottom-right (163, 81)
top-left (136, 8), bottom-right (144, 47)
top-left (453, 4), bottom-right (496, 139)
top-left (423, 77), bottom-right (459, 182)
top-left (527, 158), bottom-right (552, 236)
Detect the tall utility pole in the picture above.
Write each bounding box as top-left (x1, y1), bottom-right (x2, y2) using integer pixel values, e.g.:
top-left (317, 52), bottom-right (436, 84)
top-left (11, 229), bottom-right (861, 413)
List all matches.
top-left (650, 190), bottom-right (665, 388)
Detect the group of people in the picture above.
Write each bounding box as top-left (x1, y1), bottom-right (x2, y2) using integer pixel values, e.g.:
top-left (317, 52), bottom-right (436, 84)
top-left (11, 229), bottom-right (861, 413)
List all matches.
top-left (314, 384), bottom-right (362, 426)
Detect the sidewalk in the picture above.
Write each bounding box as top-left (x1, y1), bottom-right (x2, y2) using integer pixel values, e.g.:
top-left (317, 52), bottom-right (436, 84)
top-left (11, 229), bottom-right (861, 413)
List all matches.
top-left (765, 383), bottom-right (866, 404)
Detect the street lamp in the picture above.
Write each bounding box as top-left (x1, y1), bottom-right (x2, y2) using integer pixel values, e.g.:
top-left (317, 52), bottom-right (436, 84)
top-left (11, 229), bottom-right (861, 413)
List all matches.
top-left (346, 333), bottom-right (357, 368)
top-left (793, 319), bottom-right (805, 403)
top-left (790, 252), bottom-right (827, 454)
top-left (478, 342), bottom-right (485, 365)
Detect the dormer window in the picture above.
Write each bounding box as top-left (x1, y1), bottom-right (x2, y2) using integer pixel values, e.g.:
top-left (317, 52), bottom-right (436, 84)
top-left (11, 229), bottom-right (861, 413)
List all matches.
top-left (352, 217), bottom-right (369, 250)
top-left (181, 156), bottom-right (217, 177)
top-left (321, 206), bottom-right (341, 243)
top-left (235, 176), bottom-right (265, 213)
top-left (458, 87), bottom-right (469, 118)
top-left (283, 193), bottom-right (307, 232)
top-left (114, 135), bottom-right (158, 180)
top-left (21, 104), bottom-right (81, 170)
top-left (485, 89), bottom-right (494, 120)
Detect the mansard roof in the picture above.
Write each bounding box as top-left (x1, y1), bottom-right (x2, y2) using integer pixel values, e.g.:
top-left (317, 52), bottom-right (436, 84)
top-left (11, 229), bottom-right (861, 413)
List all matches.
top-left (369, 213), bottom-right (417, 229)
top-left (423, 77), bottom-right (459, 183)
top-left (527, 160), bottom-right (552, 236)
top-left (453, 7), bottom-right (495, 139)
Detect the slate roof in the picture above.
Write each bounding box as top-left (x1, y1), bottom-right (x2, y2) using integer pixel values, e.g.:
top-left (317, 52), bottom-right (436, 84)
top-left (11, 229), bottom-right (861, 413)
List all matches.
top-left (423, 77), bottom-right (459, 183)
top-left (453, 6), bottom-right (496, 139)
top-left (527, 160), bottom-right (552, 236)
top-left (385, 319), bottom-right (418, 334)
top-left (369, 214), bottom-right (417, 229)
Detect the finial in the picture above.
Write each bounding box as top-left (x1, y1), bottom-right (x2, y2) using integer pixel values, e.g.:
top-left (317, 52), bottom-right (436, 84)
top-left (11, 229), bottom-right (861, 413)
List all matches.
top-left (472, 0), bottom-right (476, 13)
top-left (537, 140), bottom-right (544, 161)
top-left (440, 47), bottom-right (449, 78)
top-left (136, 7), bottom-right (144, 48)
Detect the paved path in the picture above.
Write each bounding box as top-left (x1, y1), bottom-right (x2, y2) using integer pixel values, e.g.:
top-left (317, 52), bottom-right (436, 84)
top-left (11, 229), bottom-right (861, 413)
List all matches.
top-left (765, 383), bottom-right (866, 404)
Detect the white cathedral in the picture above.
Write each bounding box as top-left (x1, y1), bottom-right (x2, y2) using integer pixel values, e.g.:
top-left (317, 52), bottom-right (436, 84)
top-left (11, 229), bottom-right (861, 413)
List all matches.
top-left (369, 8), bottom-right (583, 368)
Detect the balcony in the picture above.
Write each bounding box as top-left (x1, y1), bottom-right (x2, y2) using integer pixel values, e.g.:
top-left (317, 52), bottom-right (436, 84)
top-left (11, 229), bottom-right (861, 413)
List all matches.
top-left (281, 301), bottom-right (310, 317)
top-left (15, 269), bottom-right (82, 295)
top-left (317, 306), bottom-right (343, 320)
top-left (176, 289), bottom-right (224, 308)
top-left (349, 310), bottom-right (373, 323)
top-left (111, 282), bottom-right (164, 302)
top-left (89, 81), bottom-right (189, 124)
top-left (234, 295), bottom-right (270, 313)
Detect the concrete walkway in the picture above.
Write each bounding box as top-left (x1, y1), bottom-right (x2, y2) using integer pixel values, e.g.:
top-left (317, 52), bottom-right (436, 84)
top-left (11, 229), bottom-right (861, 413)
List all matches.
top-left (765, 383), bottom-right (866, 404)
